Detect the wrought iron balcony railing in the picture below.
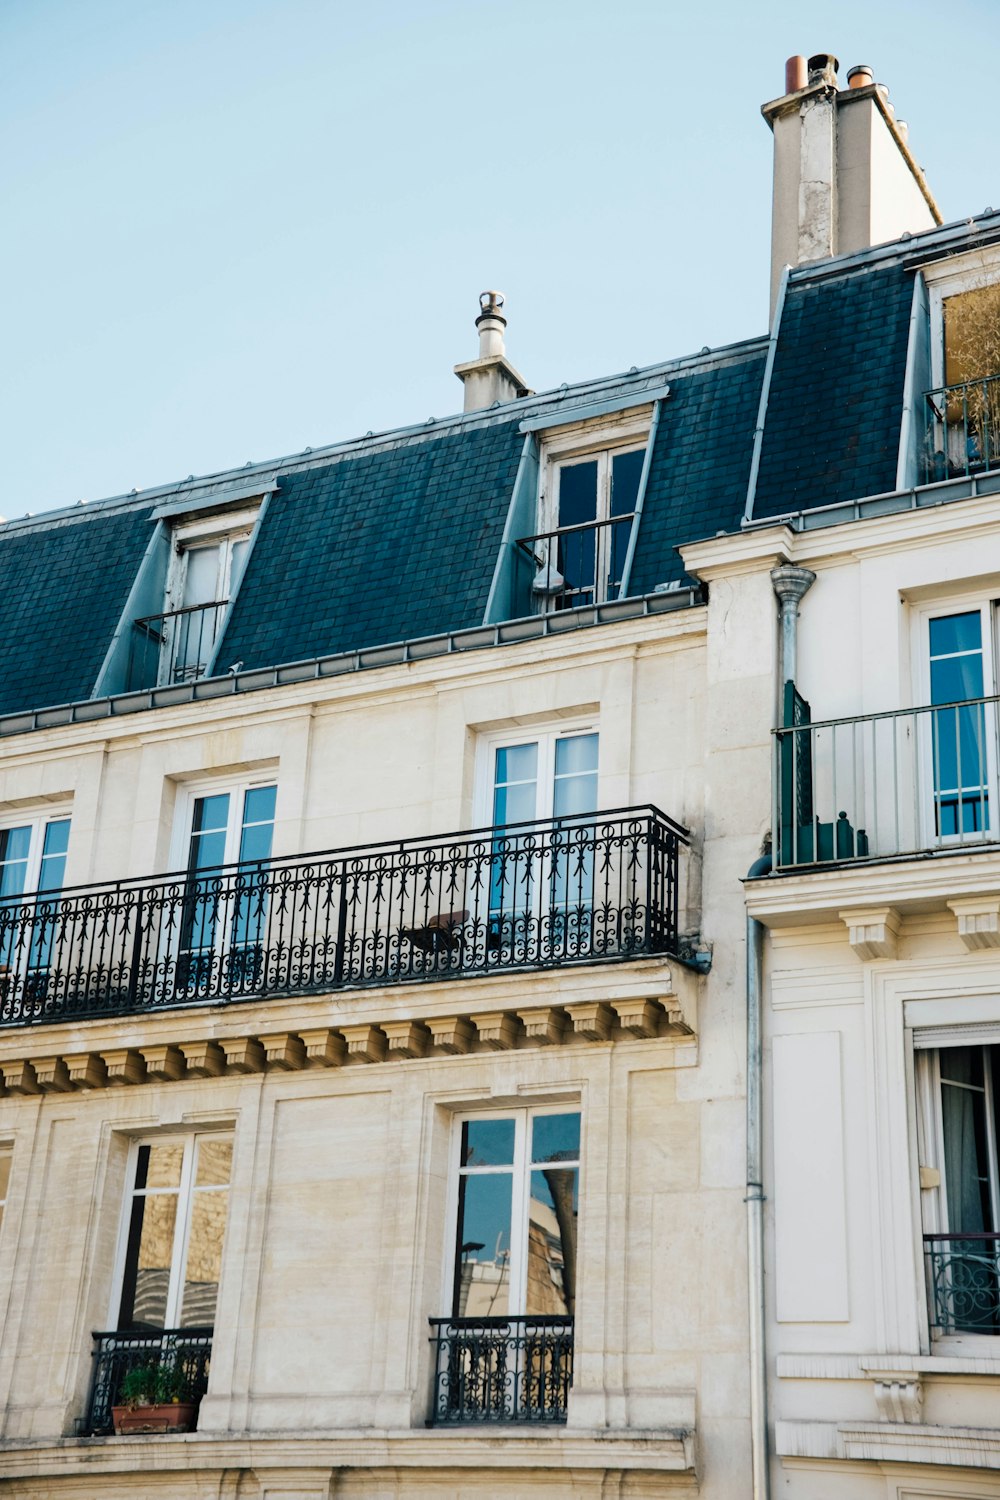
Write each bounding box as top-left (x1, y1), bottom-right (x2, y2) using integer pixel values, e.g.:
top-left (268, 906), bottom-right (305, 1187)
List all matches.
top-left (924, 1233), bottom-right (1000, 1335)
top-left (126, 599), bottom-right (230, 692)
top-left (774, 683), bottom-right (1000, 869)
top-left (514, 514), bottom-right (636, 614)
top-left (923, 373), bottom-right (1000, 483)
top-left (0, 806), bottom-right (686, 1028)
top-left (86, 1326), bottom-right (213, 1435)
top-left (428, 1315), bottom-right (573, 1424)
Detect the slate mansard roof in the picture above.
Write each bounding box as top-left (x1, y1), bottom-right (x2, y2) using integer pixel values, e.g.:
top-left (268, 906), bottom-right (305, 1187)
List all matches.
top-left (5, 209), bottom-right (1000, 725)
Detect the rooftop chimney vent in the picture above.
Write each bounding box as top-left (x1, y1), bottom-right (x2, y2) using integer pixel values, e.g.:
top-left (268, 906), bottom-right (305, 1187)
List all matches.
top-left (454, 291), bottom-right (530, 413)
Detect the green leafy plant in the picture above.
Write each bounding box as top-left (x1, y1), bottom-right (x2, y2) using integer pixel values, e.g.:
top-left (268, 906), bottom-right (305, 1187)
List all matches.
top-left (119, 1360), bottom-right (188, 1407)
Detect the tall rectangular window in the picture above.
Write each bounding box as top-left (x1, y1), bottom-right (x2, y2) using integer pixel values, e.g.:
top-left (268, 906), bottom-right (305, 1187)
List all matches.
top-left (177, 782), bottom-right (276, 994)
top-left (0, 814), bottom-right (71, 978)
top-left (117, 1135), bottom-right (233, 1331)
top-left (548, 445), bottom-right (644, 608)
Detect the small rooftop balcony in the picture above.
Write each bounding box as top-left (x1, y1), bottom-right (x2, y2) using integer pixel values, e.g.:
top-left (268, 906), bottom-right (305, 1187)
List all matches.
top-left (923, 373), bottom-right (1000, 484)
top-left (0, 807), bottom-right (687, 1029)
top-left (774, 686), bottom-right (1000, 870)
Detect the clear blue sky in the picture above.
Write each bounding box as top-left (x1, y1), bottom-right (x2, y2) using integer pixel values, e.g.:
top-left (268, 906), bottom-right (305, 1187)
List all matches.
top-left (3, 0), bottom-right (999, 514)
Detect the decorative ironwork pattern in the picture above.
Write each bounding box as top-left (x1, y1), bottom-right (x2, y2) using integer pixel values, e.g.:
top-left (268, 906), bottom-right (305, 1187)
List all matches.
top-left (924, 374), bottom-right (1000, 483)
top-left (86, 1327), bottom-right (213, 1436)
top-left (429, 1315), bottom-right (573, 1424)
top-left (126, 600), bottom-right (230, 692)
top-left (0, 807), bottom-right (686, 1028)
top-left (924, 1233), bottom-right (1000, 1334)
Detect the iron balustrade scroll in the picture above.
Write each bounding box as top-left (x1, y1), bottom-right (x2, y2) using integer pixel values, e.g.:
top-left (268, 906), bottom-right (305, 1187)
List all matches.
top-left (126, 600), bottom-right (230, 692)
top-left (428, 1315), bottom-right (573, 1424)
top-left (86, 1326), bottom-right (213, 1435)
top-left (924, 373), bottom-right (1000, 484)
top-left (924, 1233), bottom-right (1000, 1335)
top-left (0, 806), bottom-right (686, 1028)
top-left (515, 514), bottom-right (636, 614)
top-left (773, 691), bottom-right (1000, 869)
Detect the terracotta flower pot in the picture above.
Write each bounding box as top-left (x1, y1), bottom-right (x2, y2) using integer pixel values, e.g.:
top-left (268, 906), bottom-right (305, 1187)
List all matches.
top-left (112, 1400), bottom-right (198, 1435)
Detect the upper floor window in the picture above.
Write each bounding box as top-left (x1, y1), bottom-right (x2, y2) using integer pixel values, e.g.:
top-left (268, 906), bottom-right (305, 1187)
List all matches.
top-left (175, 779), bottom-right (277, 995)
top-left (129, 507), bottom-right (258, 690)
top-left (0, 813), bottom-right (71, 981)
top-left (519, 413), bottom-right (649, 613)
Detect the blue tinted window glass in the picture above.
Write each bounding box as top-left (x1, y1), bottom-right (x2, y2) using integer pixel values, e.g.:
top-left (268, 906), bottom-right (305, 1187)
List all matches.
top-left (610, 449), bottom-right (644, 516)
top-left (0, 826), bottom-right (31, 901)
top-left (554, 734), bottom-right (598, 777)
top-left (243, 785), bottom-right (276, 826)
top-left (531, 1112), bottom-right (581, 1163)
top-left (461, 1118), bottom-right (515, 1166)
top-left (929, 612), bottom-right (982, 658)
top-left (38, 819), bottom-right (71, 892)
top-left (558, 460), bottom-right (598, 528)
top-left (453, 1172), bottom-right (512, 1318)
top-left (494, 744), bottom-right (538, 786)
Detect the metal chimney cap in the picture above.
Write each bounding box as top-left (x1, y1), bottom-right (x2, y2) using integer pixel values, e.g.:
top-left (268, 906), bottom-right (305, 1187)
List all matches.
top-left (807, 52), bottom-right (839, 84)
top-left (476, 290), bottom-right (507, 326)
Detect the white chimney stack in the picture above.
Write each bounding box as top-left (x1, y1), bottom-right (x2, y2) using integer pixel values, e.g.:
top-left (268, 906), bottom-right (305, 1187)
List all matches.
top-left (762, 54), bottom-right (942, 316)
top-left (454, 291), bottom-right (530, 412)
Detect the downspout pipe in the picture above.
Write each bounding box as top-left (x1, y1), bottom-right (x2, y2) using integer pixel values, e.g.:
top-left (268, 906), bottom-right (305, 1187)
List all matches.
top-left (745, 857), bottom-right (771, 1500)
top-left (770, 564), bottom-right (816, 692)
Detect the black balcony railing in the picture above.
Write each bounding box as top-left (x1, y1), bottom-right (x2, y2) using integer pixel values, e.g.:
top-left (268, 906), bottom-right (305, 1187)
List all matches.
top-left (924, 1233), bottom-right (1000, 1334)
top-left (86, 1327), bottom-right (213, 1435)
top-left (515, 514), bottom-right (635, 614)
top-left (0, 807), bottom-right (686, 1028)
top-left (923, 373), bottom-right (1000, 483)
top-left (428, 1315), bottom-right (573, 1424)
top-left (126, 600), bottom-right (230, 692)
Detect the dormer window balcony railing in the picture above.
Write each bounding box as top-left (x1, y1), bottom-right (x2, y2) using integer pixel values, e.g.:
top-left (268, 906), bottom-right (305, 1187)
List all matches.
top-left (0, 806), bottom-right (686, 1029)
top-left (126, 599), bottom-right (230, 693)
top-left (923, 373), bottom-right (1000, 483)
top-left (516, 513), bottom-right (635, 614)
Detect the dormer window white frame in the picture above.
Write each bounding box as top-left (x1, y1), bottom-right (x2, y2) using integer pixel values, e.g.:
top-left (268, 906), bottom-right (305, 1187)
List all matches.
top-left (151, 505), bottom-right (259, 686)
top-left (923, 250), bottom-right (1000, 390)
top-left (533, 407), bottom-right (652, 610)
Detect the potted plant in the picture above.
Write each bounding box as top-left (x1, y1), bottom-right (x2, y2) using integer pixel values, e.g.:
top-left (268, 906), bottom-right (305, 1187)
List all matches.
top-left (112, 1359), bottom-right (199, 1435)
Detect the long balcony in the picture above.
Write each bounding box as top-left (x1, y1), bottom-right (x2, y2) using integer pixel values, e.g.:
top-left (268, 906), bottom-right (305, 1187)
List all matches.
top-left (428, 1315), bottom-right (573, 1424)
top-left (0, 807), bottom-right (686, 1028)
top-left (774, 687), bottom-right (1000, 869)
top-left (923, 373), bottom-right (1000, 484)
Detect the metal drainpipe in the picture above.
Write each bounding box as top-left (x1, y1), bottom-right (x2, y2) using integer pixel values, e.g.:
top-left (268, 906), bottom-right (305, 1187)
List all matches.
top-left (745, 564), bottom-right (816, 1499)
top-left (745, 865), bottom-right (771, 1500)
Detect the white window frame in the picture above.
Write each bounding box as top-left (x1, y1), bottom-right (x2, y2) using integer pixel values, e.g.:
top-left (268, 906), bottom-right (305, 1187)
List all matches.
top-left (473, 720), bottom-right (600, 829)
top-left (163, 506), bottom-right (260, 615)
top-left (913, 593), bottom-right (1000, 847)
top-left (168, 773), bottom-right (278, 874)
top-left (0, 807), bottom-right (73, 898)
top-left (440, 1105), bottom-right (581, 1321)
top-left (109, 1131), bottom-right (233, 1331)
top-left (914, 1040), bottom-right (1000, 1349)
top-left (922, 253), bottom-right (1000, 391)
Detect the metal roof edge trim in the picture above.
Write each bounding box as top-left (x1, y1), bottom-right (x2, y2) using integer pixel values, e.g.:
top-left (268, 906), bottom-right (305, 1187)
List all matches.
top-left (740, 467), bottom-right (1000, 537)
top-left (0, 339), bottom-right (769, 538)
top-left (0, 587), bottom-right (707, 741)
top-left (785, 212), bottom-right (1000, 288)
top-left (518, 384), bottom-right (670, 433)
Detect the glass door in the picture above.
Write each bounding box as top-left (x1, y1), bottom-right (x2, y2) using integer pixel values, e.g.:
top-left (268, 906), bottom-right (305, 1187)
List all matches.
top-left (487, 731), bottom-right (598, 957)
top-left (0, 816), bottom-right (71, 1004)
top-left (176, 785), bottom-right (276, 995)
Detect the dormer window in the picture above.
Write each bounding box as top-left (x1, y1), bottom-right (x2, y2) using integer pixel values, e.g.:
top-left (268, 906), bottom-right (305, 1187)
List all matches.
top-left (128, 507), bottom-right (258, 690)
top-left (922, 259), bottom-right (1000, 483)
top-left (519, 410), bottom-right (650, 612)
